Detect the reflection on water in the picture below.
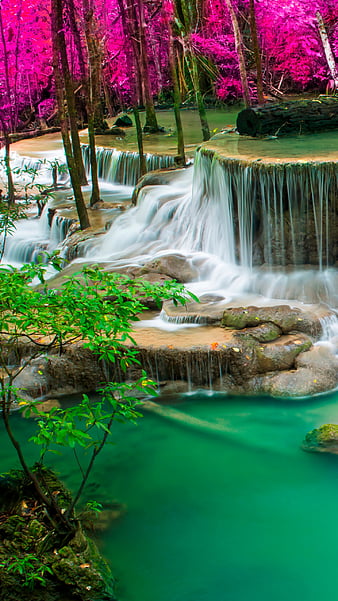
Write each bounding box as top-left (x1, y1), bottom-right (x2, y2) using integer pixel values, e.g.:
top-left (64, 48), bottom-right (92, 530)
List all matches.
top-left (210, 129), bottom-right (338, 161)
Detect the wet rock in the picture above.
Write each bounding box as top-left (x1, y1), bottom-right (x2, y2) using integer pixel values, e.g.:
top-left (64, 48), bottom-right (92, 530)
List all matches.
top-left (162, 299), bottom-right (225, 324)
top-left (234, 322), bottom-right (282, 342)
top-left (141, 254), bottom-right (199, 283)
top-left (114, 114), bottom-right (133, 127)
top-left (257, 345), bottom-right (338, 397)
top-left (95, 126), bottom-right (126, 137)
top-left (303, 424), bottom-right (338, 454)
top-left (253, 334), bottom-right (312, 373)
top-left (143, 124), bottom-right (166, 134)
top-left (131, 167), bottom-right (187, 205)
top-left (221, 304), bottom-right (329, 338)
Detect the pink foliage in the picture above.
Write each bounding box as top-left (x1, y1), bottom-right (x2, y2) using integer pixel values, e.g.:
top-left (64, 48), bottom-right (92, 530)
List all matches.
top-left (0, 0), bottom-right (338, 124)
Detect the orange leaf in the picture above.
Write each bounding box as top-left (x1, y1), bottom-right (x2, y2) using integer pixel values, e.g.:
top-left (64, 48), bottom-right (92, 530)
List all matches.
top-left (210, 342), bottom-right (219, 350)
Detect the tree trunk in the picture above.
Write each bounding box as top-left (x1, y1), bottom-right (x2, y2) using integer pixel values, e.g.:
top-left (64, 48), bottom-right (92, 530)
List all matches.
top-left (133, 107), bottom-right (146, 177)
top-left (0, 120), bottom-right (15, 204)
top-left (165, 8), bottom-right (186, 165)
top-left (316, 11), bottom-right (338, 91)
top-left (0, 4), bottom-right (14, 132)
top-left (176, 0), bottom-right (210, 141)
top-left (51, 0), bottom-right (90, 230)
top-left (225, 0), bottom-right (251, 108)
top-left (249, 0), bottom-right (264, 104)
top-left (135, 0), bottom-right (160, 133)
top-left (55, 0), bottom-right (87, 186)
top-left (82, 0), bottom-right (101, 206)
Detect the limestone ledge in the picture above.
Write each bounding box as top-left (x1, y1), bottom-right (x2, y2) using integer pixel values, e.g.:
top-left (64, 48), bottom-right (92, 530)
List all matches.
top-left (8, 301), bottom-right (338, 401)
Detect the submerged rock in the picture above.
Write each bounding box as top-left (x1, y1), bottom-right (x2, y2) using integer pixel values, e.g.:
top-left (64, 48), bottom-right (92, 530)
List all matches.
top-left (303, 424), bottom-right (338, 453)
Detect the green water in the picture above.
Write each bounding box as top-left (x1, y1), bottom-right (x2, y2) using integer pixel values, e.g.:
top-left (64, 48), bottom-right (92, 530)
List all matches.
top-left (2, 392), bottom-right (338, 600)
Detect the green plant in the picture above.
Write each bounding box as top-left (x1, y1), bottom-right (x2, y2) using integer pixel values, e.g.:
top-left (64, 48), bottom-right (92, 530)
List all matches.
top-left (0, 257), bottom-right (196, 543)
top-left (85, 500), bottom-right (103, 514)
top-left (0, 554), bottom-right (53, 589)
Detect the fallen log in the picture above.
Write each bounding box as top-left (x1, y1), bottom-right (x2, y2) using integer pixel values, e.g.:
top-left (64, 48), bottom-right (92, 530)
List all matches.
top-left (0, 127), bottom-right (62, 145)
top-left (236, 96), bottom-right (338, 136)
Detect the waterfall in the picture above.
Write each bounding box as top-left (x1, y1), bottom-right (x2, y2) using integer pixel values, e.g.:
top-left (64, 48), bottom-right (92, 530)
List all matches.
top-left (2, 204), bottom-right (75, 266)
top-left (3, 142), bottom-right (338, 307)
top-left (88, 148), bottom-right (338, 307)
top-left (81, 144), bottom-right (175, 187)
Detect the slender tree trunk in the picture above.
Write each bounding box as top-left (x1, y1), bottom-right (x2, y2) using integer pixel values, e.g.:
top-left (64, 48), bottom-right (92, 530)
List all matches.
top-left (51, 0), bottom-right (90, 230)
top-left (135, 0), bottom-right (160, 132)
top-left (117, 0), bottom-right (149, 171)
top-left (13, 0), bottom-right (23, 129)
top-left (2, 137), bottom-right (15, 205)
top-left (188, 51), bottom-right (210, 141)
top-left (133, 106), bottom-right (146, 177)
top-left (0, 116), bottom-right (15, 204)
top-left (176, 0), bottom-right (210, 141)
top-left (225, 0), bottom-right (251, 107)
top-left (0, 5), bottom-right (14, 132)
top-left (316, 11), bottom-right (338, 90)
top-left (0, 380), bottom-right (75, 536)
top-left (164, 8), bottom-right (186, 165)
top-left (82, 0), bottom-right (101, 205)
top-left (55, 0), bottom-right (87, 186)
top-left (249, 0), bottom-right (264, 104)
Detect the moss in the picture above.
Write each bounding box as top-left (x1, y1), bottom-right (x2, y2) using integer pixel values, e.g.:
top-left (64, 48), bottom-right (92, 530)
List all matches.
top-left (303, 424), bottom-right (338, 452)
top-left (0, 469), bottom-right (116, 601)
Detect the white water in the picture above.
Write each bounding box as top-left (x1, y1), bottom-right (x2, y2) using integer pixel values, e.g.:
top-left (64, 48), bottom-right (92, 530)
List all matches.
top-left (2, 144), bottom-right (338, 341)
top-left (81, 150), bottom-right (338, 310)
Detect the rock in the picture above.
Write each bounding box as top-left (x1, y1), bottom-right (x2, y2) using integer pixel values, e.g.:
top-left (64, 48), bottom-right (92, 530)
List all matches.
top-left (95, 126), bottom-right (126, 137)
top-left (303, 424), bottom-right (338, 453)
top-left (22, 398), bottom-right (61, 417)
top-left (131, 167), bottom-right (187, 205)
top-left (141, 253), bottom-right (199, 283)
top-left (257, 344), bottom-right (338, 397)
top-left (234, 322), bottom-right (282, 342)
top-left (162, 298), bottom-right (226, 325)
top-left (114, 114), bottom-right (133, 127)
top-left (221, 304), bottom-right (328, 338)
top-left (143, 125), bottom-right (166, 134)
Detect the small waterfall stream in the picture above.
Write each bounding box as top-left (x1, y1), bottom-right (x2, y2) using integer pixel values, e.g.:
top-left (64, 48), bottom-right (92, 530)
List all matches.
top-left (81, 144), bottom-right (175, 186)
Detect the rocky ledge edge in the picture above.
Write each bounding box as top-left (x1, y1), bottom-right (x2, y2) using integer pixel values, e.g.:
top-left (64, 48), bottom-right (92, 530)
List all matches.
top-left (9, 299), bottom-right (338, 402)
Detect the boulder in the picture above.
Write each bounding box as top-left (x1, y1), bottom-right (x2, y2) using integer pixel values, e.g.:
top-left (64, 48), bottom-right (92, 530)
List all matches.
top-left (94, 126), bottom-right (126, 137)
top-left (221, 305), bottom-right (328, 339)
top-left (114, 114), bottom-right (133, 127)
top-left (131, 167), bottom-right (188, 205)
top-left (256, 344), bottom-right (338, 397)
top-left (303, 424), bottom-right (338, 454)
top-left (141, 254), bottom-right (199, 283)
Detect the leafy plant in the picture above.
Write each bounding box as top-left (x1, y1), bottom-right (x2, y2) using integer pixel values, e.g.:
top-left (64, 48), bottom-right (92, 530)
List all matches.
top-left (0, 554), bottom-right (53, 589)
top-left (0, 258), bottom-right (196, 542)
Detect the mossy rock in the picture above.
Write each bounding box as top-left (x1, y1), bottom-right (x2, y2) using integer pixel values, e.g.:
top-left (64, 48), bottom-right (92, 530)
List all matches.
top-left (234, 323), bottom-right (282, 343)
top-left (221, 305), bottom-right (324, 338)
top-left (0, 469), bottom-right (116, 601)
top-left (303, 424), bottom-right (338, 453)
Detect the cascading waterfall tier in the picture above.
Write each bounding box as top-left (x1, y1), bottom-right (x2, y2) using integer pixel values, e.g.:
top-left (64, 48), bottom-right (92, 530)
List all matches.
top-left (199, 149), bottom-right (338, 269)
top-left (81, 144), bottom-right (175, 187)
